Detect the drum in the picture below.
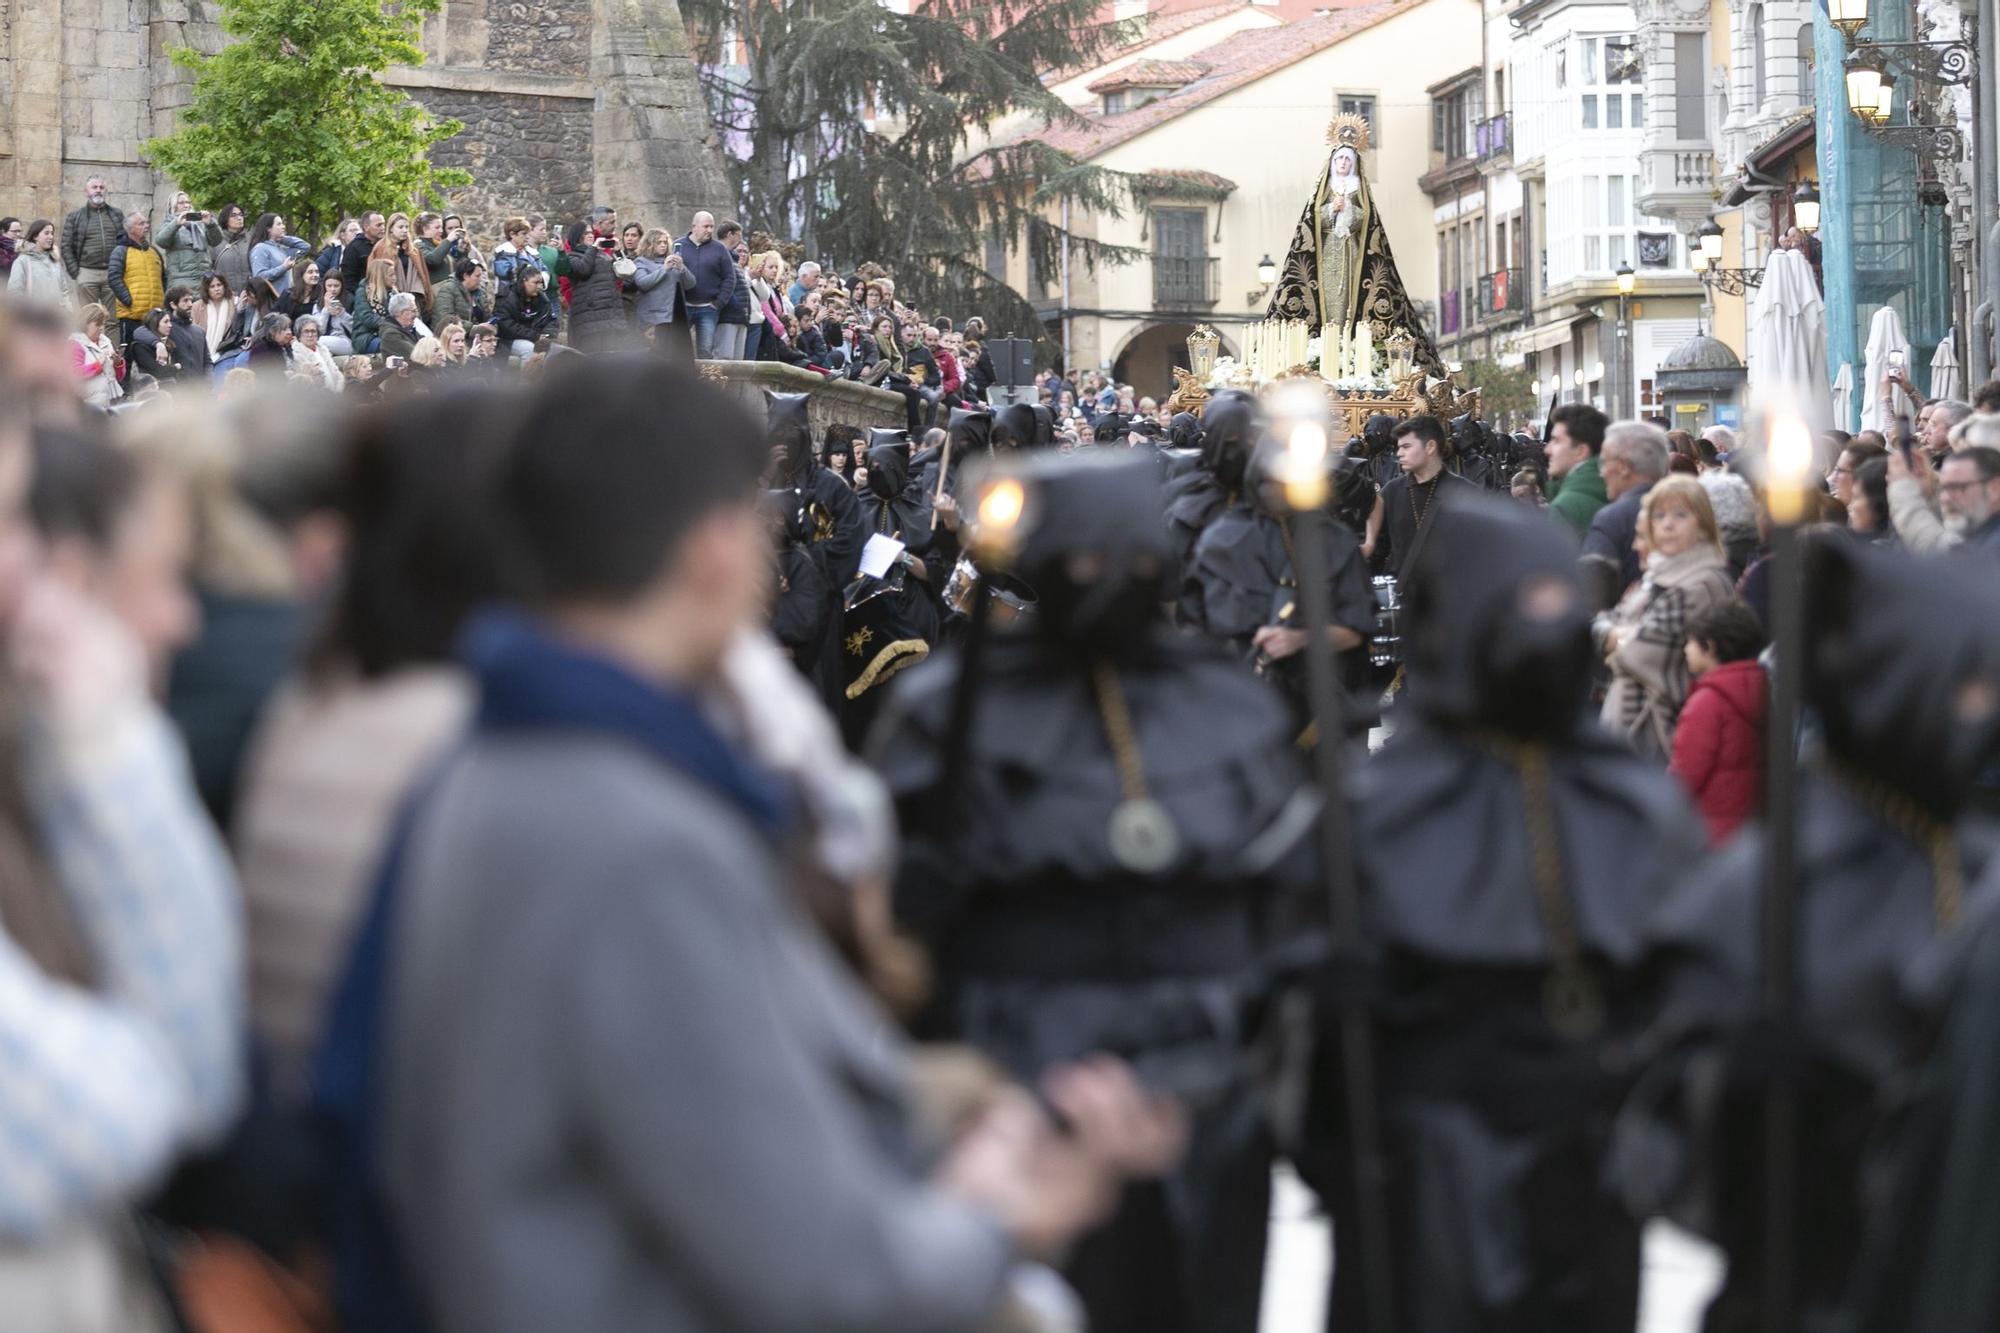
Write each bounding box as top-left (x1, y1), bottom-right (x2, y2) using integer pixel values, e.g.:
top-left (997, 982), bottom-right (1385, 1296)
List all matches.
top-left (944, 556), bottom-right (1038, 627)
top-left (1369, 574), bottom-right (1402, 669)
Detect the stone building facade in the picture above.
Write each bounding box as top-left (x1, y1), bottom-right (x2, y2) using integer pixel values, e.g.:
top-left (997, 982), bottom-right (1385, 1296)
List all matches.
top-left (0, 0), bottom-right (730, 244)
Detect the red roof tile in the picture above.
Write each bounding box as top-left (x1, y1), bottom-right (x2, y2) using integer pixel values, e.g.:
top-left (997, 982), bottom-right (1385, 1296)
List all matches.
top-left (1087, 59), bottom-right (1209, 92)
top-left (1015, 0), bottom-right (1415, 161)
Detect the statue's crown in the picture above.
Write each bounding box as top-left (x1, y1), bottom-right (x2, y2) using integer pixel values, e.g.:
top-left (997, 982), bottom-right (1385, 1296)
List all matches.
top-left (1325, 112), bottom-right (1372, 152)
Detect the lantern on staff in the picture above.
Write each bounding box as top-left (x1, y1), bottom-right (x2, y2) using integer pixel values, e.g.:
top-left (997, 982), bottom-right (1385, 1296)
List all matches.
top-left (1187, 325), bottom-right (1221, 382)
top-left (1385, 328), bottom-right (1416, 383)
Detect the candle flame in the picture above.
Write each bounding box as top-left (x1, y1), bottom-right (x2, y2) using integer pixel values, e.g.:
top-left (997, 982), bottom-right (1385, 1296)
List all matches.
top-left (1766, 414), bottom-right (1814, 527)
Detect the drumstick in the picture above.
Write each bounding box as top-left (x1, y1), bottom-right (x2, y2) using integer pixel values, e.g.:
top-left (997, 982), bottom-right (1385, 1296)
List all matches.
top-left (930, 436), bottom-right (954, 530)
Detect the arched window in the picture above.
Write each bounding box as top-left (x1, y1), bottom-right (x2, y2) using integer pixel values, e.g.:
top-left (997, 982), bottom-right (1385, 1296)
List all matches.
top-left (1797, 23), bottom-right (1815, 101)
top-left (1750, 4), bottom-right (1767, 108)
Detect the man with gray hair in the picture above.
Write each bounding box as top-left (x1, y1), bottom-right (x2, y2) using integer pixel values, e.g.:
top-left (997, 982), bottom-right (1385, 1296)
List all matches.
top-left (1927, 399), bottom-right (1973, 458)
top-left (1585, 420), bottom-right (1670, 592)
top-left (787, 260), bottom-right (821, 307)
top-left (379, 291), bottom-right (423, 362)
top-left (1700, 424), bottom-right (1736, 460)
top-left (60, 175), bottom-right (122, 311)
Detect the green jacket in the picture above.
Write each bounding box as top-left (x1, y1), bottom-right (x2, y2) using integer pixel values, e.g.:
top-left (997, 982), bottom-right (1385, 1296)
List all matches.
top-left (1547, 455), bottom-right (1608, 536)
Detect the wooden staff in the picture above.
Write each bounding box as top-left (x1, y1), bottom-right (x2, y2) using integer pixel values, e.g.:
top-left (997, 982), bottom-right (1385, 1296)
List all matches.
top-left (929, 435), bottom-right (954, 530)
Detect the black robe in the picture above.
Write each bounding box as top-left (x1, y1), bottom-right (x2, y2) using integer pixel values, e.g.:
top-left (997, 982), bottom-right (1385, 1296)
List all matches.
top-left (1616, 538), bottom-right (2000, 1333)
top-left (1619, 783), bottom-right (2000, 1333)
top-left (1309, 489), bottom-right (1709, 1333)
top-left (873, 629), bottom-right (1317, 1333)
top-left (1180, 500), bottom-right (1374, 728)
top-left (841, 444), bottom-right (940, 747)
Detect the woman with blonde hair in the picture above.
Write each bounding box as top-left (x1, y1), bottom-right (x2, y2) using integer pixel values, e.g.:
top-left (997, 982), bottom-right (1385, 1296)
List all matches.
top-left (1594, 474), bottom-right (1739, 760)
top-left (351, 256), bottom-right (400, 354)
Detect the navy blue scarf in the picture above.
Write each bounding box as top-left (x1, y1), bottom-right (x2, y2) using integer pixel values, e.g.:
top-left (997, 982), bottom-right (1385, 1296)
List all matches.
top-left (315, 609), bottom-right (789, 1332)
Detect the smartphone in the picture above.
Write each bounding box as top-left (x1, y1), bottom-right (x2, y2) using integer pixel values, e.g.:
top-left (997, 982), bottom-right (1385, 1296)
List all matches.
top-left (385, 355), bottom-right (407, 371)
top-left (1888, 349), bottom-right (1906, 372)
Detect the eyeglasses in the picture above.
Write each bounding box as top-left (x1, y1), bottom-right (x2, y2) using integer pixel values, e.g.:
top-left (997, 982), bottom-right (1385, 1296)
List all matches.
top-left (1941, 479), bottom-right (1984, 494)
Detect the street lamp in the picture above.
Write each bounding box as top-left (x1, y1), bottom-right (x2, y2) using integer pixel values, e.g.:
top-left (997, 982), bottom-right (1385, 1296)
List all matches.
top-left (1698, 220), bottom-right (1725, 263)
top-left (1257, 254), bottom-right (1278, 286)
top-left (1612, 261), bottom-right (1637, 420)
top-left (1828, 0), bottom-right (1870, 42)
top-left (1691, 249), bottom-right (1711, 274)
top-left (1874, 68), bottom-right (1897, 121)
top-left (1793, 181), bottom-right (1821, 233)
top-left (1846, 54), bottom-right (1885, 124)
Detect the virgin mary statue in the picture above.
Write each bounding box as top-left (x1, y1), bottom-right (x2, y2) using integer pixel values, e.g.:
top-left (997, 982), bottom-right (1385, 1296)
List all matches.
top-left (1268, 115), bottom-right (1445, 379)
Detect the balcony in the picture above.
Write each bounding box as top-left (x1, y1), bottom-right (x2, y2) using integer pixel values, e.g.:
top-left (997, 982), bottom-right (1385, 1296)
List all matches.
top-left (1638, 145), bottom-right (1718, 226)
top-left (1475, 112), bottom-right (1512, 162)
top-left (1153, 255), bottom-right (1220, 309)
top-left (1476, 266), bottom-right (1525, 322)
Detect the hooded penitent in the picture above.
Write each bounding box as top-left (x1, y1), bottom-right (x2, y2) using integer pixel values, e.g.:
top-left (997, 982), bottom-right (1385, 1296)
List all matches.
top-left (765, 389), bottom-right (814, 476)
top-left (992, 403), bottom-right (1038, 452)
top-left (1179, 434), bottom-right (1373, 659)
top-left (1622, 540), bottom-right (2000, 1333)
top-left (1165, 390), bottom-right (1260, 568)
top-left (1010, 451), bottom-right (1175, 658)
top-left (858, 427), bottom-right (932, 541)
top-left (764, 388), bottom-right (866, 586)
top-left (869, 446), bottom-right (1317, 1331)
top-left (1324, 486), bottom-right (1708, 1333)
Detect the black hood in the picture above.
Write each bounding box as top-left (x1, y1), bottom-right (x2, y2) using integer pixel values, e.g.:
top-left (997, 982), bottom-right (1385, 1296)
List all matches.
top-left (1009, 451), bottom-right (1173, 656)
top-left (1805, 538), bottom-right (2000, 815)
top-left (1198, 390), bottom-right (1259, 490)
top-left (947, 407), bottom-right (993, 454)
top-left (1363, 412), bottom-right (1398, 456)
top-left (1168, 411), bottom-right (1202, 451)
top-left (1450, 412), bottom-right (1483, 459)
top-left (993, 404), bottom-right (1038, 451)
top-left (866, 428), bottom-right (910, 497)
top-left (765, 389), bottom-right (814, 473)
top-left (1402, 487), bottom-right (1594, 739)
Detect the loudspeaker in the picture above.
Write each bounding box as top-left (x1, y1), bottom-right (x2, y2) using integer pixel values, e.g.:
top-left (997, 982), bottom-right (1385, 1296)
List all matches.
top-left (985, 337), bottom-right (1036, 388)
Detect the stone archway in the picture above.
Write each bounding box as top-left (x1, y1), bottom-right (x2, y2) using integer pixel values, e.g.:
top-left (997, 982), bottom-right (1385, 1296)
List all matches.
top-left (1111, 321), bottom-right (1236, 400)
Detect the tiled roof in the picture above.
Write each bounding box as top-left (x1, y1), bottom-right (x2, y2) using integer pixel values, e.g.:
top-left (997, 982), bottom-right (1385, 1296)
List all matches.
top-left (1138, 167), bottom-right (1240, 193)
top-left (1087, 59), bottom-right (1209, 92)
top-left (1015, 0), bottom-right (1416, 161)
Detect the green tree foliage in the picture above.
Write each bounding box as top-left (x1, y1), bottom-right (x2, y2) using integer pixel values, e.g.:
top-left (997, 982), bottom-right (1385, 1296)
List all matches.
top-left (685, 0), bottom-right (1145, 338)
top-left (1459, 358), bottom-right (1539, 427)
top-left (144, 0), bottom-right (470, 240)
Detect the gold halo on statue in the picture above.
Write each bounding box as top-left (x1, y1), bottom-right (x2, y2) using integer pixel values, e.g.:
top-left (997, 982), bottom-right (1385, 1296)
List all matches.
top-left (1324, 112), bottom-right (1373, 153)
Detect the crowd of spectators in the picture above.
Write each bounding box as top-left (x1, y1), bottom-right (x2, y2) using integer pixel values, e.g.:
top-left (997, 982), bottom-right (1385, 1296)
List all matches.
top-left (3, 187), bottom-right (1132, 440)
top-left (1496, 388), bottom-right (2000, 841)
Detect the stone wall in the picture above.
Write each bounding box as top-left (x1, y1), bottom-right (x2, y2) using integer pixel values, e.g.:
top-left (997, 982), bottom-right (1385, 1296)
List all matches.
top-left (416, 86), bottom-right (594, 237)
top-left (0, 0), bottom-right (728, 252)
top-left (703, 361), bottom-right (908, 441)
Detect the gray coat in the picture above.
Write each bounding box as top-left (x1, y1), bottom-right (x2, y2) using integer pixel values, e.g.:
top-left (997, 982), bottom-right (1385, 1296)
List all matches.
top-left (157, 217), bottom-right (224, 290)
top-left (382, 732), bottom-right (1015, 1333)
top-left (561, 245), bottom-right (630, 352)
top-left (632, 255), bottom-right (695, 327)
top-left (211, 232), bottom-right (253, 295)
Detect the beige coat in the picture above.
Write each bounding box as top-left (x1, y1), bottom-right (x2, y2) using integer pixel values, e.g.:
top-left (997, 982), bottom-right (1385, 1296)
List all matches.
top-left (1599, 544), bottom-right (1737, 761)
top-left (234, 667), bottom-right (471, 1084)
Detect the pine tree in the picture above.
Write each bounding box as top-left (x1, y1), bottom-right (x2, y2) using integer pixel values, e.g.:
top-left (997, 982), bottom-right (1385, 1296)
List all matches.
top-left (684, 0), bottom-right (1145, 339)
top-left (144, 0), bottom-right (470, 241)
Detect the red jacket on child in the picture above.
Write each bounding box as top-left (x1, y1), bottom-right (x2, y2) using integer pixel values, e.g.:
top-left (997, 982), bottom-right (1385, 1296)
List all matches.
top-left (1669, 658), bottom-right (1767, 844)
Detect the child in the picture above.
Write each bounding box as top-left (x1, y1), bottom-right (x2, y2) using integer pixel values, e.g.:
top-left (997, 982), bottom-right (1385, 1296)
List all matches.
top-left (1668, 598), bottom-right (1768, 844)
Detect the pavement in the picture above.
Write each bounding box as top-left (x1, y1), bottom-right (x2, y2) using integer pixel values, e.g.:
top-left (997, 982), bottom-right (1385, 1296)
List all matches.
top-left (1257, 1166), bottom-right (1725, 1331)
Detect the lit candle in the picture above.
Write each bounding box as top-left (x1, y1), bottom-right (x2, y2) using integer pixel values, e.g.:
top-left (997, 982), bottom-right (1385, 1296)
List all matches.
top-left (1765, 413), bottom-right (1814, 526)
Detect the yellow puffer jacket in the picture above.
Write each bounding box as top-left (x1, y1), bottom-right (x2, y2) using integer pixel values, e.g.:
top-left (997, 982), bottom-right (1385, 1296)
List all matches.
top-left (109, 240), bottom-right (164, 320)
